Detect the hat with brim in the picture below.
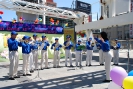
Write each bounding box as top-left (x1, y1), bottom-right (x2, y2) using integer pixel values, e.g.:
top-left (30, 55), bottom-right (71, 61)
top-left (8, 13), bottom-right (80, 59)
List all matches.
top-left (11, 31), bottom-right (18, 35)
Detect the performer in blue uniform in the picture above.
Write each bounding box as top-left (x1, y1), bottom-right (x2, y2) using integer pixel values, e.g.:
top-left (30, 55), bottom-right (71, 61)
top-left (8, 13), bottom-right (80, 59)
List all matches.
top-left (40, 35), bottom-right (50, 69)
top-left (96, 39), bottom-right (104, 65)
top-left (64, 35), bottom-right (73, 67)
top-left (75, 40), bottom-right (82, 67)
top-left (51, 38), bottom-right (62, 68)
top-left (32, 34), bottom-right (40, 70)
top-left (7, 31), bottom-right (21, 80)
top-left (86, 38), bottom-right (94, 66)
top-left (21, 36), bottom-right (33, 76)
top-left (99, 32), bottom-right (112, 82)
top-left (112, 39), bottom-right (121, 65)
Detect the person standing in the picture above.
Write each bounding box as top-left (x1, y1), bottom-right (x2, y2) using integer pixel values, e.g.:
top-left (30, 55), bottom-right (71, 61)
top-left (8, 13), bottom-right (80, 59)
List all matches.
top-left (112, 39), bottom-right (121, 65)
top-left (21, 36), bottom-right (32, 76)
top-left (86, 38), bottom-right (94, 66)
top-left (75, 40), bottom-right (82, 67)
top-left (28, 36), bottom-right (34, 73)
top-left (100, 32), bottom-right (112, 82)
top-left (40, 35), bottom-right (50, 70)
top-left (51, 38), bottom-right (62, 68)
top-left (64, 35), bottom-right (73, 67)
top-left (32, 34), bottom-right (39, 70)
top-left (7, 31), bottom-right (21, 80)
top-left (96, 40), bottom-right (104, 65)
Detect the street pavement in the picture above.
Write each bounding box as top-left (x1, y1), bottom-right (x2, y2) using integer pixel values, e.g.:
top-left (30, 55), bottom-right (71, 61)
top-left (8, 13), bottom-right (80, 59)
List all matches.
top-left (0, 49), bottom-right (133, 89)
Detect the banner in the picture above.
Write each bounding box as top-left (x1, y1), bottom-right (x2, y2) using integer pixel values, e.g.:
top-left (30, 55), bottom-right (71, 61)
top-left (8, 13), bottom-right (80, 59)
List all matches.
top-left (64, 28), bottom-right (75, 51)
top-left (129, 1), bottom-right (133, 38)
top-left (0, 21), bottom-right (64, 34)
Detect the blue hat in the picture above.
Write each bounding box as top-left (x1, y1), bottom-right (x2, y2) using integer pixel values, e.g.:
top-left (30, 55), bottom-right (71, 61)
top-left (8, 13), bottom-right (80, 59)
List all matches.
top-left (33, 34), bottom-right (37, 37)
top-left (42, 35), bottom-right (46, 38)
top-left (22, 36), bottom-right (29, 40)
top-left (11, 31), bottom-right (18, 35)
top-left (55, 38), bottom-right (59, 40)
top-left (66, 35), bottom-right (71, 38)
top-left (89, 38), bottom-right (92, 40)
top-left (78, 40), bottom-right (81, 42)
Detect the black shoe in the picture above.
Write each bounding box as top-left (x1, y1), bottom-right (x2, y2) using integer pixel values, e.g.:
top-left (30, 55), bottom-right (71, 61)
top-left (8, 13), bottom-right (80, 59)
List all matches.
top-left (30, 70), bottom-right (34, 73)
top-left (70, 65), bottom-right (74, 67)
top-left (9, 77), bottom-right (15, 80)
top-left (65, 65), bottom-right (67, 67)
top-left (57, 66), bottom-right (61, 68)
top-left (100, 64), bottom-right (104, 66)
top-left (102, 64), bottom-right (104, 65)
top-left (115, 64), bottom-right (119, 66)
top-left (45, 67), bottom-right (50, 69)
top-left (86, 64), bottom-right (88, 66)
top-left (103, 80), bottom-right (111, 82)
top-left (14, 75), bottom-right (20, 78)
top-left (40, 68), bottom-right (44, 70)
top-left (89, 64), bottom-right (92, 66)
top-left (53, 66), bottom-right (56, 68)
top-left (26, 74), bottom-right (32, 76)
top-left (23, 74), bottom-right (27, 76)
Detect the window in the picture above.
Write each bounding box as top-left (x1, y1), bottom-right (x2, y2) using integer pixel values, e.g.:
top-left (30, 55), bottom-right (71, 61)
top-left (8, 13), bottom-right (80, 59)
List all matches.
top-left (118, 31), bottom-right (122, 40)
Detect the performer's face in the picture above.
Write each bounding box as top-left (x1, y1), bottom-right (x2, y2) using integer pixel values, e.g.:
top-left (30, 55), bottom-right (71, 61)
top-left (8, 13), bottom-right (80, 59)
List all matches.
top-left (67, 38), bottom-right (70, 41)
top-left (55, 40), bottom-right (58, 43)
top-left (33, 36), bottom-right (37, 40)
top-left (11, 34), bottom-right (17, 39)
top-left (78, 42), bottom-right (81, 44)
top-left (42, 37), bottom-right (46, 41)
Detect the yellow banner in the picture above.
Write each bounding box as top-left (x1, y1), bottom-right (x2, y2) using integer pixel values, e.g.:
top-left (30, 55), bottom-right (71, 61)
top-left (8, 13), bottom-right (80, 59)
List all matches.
top-left (64, 28), bottom-right (75, 51)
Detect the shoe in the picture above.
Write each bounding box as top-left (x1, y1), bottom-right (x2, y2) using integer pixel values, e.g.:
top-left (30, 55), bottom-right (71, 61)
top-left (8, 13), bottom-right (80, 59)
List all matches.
top-left (103, 80), bottom-right (112, 82)
top-left (9, 77), bottom-right (15, 80)
top-left (26, 74), bottom-right (32, 76)
top-left (53, 66), bottom-right (56, 68)
top-left (45, 67), bottom-right (50, 69)
top-left (86, 64), bottom-right (88, 66)
top-left (65, 65), bottom-right (67, 67)
top-left (102, 64), bottom-right (104, 65)
top-left (40, 68), bottom-right (44, 70)
top-left (14, 75), bottom-right (20, 78)
top-left (30, 70), bottom-right (34, 73)
top-left (70, 65), bottom-right (74, 67)
top-left (115, 64), bottom-right (119, 66)
top-left (57, 66), bottom-right (61, 68)
top-left (23, 74), bottom-right (26, 76)
top-left (89, 64), bottom-right (92, 66)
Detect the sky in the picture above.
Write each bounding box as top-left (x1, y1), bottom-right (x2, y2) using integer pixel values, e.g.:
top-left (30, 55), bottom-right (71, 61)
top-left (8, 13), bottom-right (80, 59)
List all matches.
top-left (0, 0), bottom-right (100, 21)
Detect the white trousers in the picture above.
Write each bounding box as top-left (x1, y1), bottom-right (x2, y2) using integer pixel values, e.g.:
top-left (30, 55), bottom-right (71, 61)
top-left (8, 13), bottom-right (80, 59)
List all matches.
top-left (32, 50), bottom-right (38, 69)
top-left (41, 50), bottom-right (48, 68)
top-left (65, 50), bottom-right (72, 66)
top-left (29, 52), bottom-right (34, 70)
top-left (22, 53), bottom-right (30, 74)
top-left (86, 50), bottom-right (93, 65)
top-left (103, 51), bottom-right (112, 80)
top-left (9, 51), bottom-right (19, 78)
top-left (113, 50), bottom-right (119, 64)
top-left (53, 51), bottom-right (60, 67)
top-left (99, 49), bottom-right (104, 64)
top-left (75, 51), bottom-right (82, 66)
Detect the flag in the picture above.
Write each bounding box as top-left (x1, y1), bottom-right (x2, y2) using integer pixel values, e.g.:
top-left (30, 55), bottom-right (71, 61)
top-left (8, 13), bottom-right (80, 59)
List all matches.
top-left (97, 13), bottom-right (98, 21)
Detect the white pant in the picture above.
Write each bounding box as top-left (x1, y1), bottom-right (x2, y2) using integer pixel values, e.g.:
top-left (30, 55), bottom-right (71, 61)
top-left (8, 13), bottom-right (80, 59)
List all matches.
top-left (86, 50), bottom-right (93, 65)
top-left (76, 51), bottom-right (82, 66)
top-left (32, 50), bottom-right (38, 69)
top-left (29, 52), bottom-right (34, 70)
top-left (103, 51), bottom-right (112, 80)
top-left (22, 54), bottom-right (30, 74)
top-left (53, 51), bottom-right (60, 67)
top-left (41, 50), bottom-right (48, 68)
top-left (9, 51), bottom-right (19, 78)
top-left (99, 49), bottom-right (104, 64)
top-left (113, 50), bottom-right (119, 64)
top-left (65, 50), bottom-right (72, 66)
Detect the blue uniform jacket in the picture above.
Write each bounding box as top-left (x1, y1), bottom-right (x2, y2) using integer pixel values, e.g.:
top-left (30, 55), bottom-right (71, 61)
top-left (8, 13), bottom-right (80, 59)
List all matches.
top-left (86, 41), bottom-right (94, 50)
top-left (64, 41), bottom-right (73, 50)
top-left (51, 43), bottom-right (62, 51)
top-left (7, 38), bottom-right (21, 51)
top-left (75, 44), bottom-right (82, 51)
top-left (21, 42), bottom-right (33, 54)
top-left (95, 38), bottom-right (110, 52)
top-left (40, 41), bottom-right (50, 50)
top-left (32, 41), bottom-right (40, 50)
top-left (96, 43), bottom-right (102, 50)
top-left (111, 42), bottom-right (121, 50)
